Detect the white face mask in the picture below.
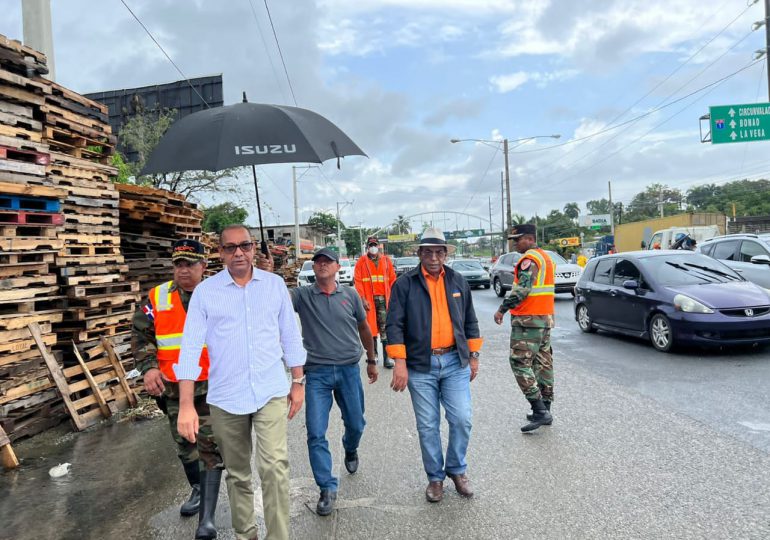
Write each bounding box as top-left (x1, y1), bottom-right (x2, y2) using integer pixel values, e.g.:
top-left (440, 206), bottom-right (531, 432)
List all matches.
top-left (368, 246), bottom-right (379, 255)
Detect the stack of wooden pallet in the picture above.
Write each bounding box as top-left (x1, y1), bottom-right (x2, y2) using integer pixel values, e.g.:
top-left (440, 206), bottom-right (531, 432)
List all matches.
top-left (0, 182), bottom-right (68, 440)
top-left (116, 183), bottom-right (204, 294)
top-left (41, 88), bottom-right (137, 352)
top-left (200, 232), bottom-right (223, 276)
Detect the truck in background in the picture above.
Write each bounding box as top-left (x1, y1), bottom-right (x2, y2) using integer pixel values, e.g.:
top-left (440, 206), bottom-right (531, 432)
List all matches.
top-left (613, 213), bottom-right (726, 252)
top-left (644, 225), bottom-right (720, 250)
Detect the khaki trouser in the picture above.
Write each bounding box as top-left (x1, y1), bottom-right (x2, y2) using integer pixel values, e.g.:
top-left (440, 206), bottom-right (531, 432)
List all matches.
top-left (210, 398), bottom-right (290, 540)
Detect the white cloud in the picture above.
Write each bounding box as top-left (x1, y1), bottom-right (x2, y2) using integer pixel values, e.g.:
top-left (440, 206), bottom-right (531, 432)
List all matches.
top-left (490, 69), bottom-right (578, 93)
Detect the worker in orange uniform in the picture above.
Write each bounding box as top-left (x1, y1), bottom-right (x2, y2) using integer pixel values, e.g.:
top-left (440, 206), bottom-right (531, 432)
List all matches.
top-left (354, 236), bottom-right (397, 368)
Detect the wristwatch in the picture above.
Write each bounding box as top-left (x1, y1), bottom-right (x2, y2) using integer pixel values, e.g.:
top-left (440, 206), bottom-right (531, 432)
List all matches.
top-left (291, 376), bottom-right (306, 385)
top-left (470, 352), bottom-right (480, 359)
top-left (365, 358), bottom-right (377, 365)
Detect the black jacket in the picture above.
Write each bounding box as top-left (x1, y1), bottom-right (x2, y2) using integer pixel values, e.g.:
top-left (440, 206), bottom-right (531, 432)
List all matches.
top-left (386, 264), bottom-right (481, 373)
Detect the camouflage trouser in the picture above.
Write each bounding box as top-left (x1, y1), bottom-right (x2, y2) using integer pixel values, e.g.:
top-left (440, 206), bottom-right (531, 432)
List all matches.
top-left (157, 380), bottom-right (223, 471)
top-left (373, 295), bottom-right (388, 343)
top-left (509, 325), bottom-right (554, 402)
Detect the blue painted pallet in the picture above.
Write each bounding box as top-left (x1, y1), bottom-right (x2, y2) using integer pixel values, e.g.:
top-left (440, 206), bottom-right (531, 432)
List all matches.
top-left (0, 194), bottom-right (60, 213)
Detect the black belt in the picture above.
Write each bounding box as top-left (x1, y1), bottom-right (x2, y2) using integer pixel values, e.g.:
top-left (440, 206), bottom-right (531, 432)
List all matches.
top-left (431, 346), bottom-right (456, 355)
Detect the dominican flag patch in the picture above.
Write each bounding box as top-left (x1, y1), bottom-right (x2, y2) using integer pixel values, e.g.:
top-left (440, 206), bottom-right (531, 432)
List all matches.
top-left (142, 303), bottom-right (155, 321)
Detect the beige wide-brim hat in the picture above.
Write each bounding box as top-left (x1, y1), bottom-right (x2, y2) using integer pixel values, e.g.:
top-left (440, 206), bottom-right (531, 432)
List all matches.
top-left (417, 227), bottom-right (457, 255)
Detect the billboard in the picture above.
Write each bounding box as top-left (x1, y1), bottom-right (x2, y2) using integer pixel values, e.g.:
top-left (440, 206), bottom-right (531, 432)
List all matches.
top-left (387, 233), bottom-right (417, 242)
top-left (85, 75), bottom-right (224, 162)
top-left (579, 214), bottom-right (611, 228)
top-left (443, 229), bottom-right (485, 240)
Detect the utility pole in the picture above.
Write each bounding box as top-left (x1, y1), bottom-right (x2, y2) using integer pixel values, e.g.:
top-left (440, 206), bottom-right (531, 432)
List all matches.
top-left (503, 139), bottom-right (512, 249)
top-left (608, 180), bottom-right (615, 237)
top-left (488, 197), bottom-right (494, 256)
top-left (500, 172), bottom-right (505, 253)
top-left (766, 0), bottom-right (770, 100)
top-left (292, 167), bottom-right (300, 255)
top-left (22, 0), bottom-right (55, 80)
top-left (335, 201), bottom-right (351, 254)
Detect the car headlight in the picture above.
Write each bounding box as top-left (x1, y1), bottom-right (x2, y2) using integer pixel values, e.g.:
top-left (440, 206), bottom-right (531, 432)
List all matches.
top-left (482, 272), bottom-right (490, 279)
top-left (673, 294), bottom-right (714, 314)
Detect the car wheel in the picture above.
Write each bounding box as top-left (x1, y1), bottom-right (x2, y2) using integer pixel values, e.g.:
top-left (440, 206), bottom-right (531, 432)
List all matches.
top-left (576, 304), bottom-right (596, 333)
top-left (493, 278), bottom-right (504, 297)
top-left (649, 313), bottom-right (674, 352)
top-left (483, 283), bottom-right (491, 289)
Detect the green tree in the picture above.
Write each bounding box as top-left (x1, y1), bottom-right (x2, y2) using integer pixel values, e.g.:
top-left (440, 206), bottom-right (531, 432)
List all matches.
top-left (117, 108), bottom-right (239, 199)
top-left (307, 211), bottom-right (340, 233)
top-left (392, 215), bottom-right (411, 234)
top-left (202, 203), bottom-right (248, 234)
top-left (625, 183), bottom-right (683, 222)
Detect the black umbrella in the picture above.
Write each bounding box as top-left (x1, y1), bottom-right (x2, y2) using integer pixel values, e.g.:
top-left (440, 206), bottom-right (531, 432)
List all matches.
top-left (141, 94), bottom-right (366, 251)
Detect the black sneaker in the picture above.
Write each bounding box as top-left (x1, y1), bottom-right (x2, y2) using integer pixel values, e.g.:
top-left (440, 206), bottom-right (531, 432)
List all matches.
top-left (344, 451), bottom-right (359, 474)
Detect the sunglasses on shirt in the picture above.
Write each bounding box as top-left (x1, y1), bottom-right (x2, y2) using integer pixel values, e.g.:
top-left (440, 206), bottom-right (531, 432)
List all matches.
top-left (221, 241), bottom-right (255, 254)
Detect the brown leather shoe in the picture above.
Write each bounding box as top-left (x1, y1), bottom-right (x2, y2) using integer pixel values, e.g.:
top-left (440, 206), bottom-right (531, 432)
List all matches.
top-left (425, 480), bottom-right (444, 502)
top-left (448, 473), bottom-right (474, 498)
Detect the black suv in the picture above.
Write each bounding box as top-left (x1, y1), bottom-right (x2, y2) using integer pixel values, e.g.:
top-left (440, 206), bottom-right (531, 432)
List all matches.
top-left (698, 233), bottom-right (770, 289)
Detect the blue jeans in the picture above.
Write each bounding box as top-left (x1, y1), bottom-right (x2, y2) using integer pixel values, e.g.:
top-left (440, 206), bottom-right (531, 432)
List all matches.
top-left (407, 351), bottom-right (472, 482)
top-left (305, 363), bottom-right (366, 491)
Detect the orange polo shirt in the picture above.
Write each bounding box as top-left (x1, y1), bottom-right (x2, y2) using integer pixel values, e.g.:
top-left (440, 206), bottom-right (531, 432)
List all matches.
top-left (423, 267), bottom-right (455, 349)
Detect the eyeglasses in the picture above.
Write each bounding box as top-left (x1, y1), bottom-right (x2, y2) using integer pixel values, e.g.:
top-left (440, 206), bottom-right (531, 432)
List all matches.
top-left (221, 241), bottom-right (255, 254)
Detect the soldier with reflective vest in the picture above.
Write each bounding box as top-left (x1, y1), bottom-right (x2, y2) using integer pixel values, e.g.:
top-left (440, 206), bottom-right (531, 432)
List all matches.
top-left (131, 239), bottom-right (223, 540)
top-left (493, 224), bottom-right (556, 432)
top-left (354, 236), bottom-right (397, 368)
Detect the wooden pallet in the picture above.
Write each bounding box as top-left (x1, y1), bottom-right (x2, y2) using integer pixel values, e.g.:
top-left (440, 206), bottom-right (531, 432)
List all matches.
top-left (0, 236), bottom-right (63, 251)
top-left (55, 254), bottom-right (125, 267)
top-left (0, 100), bottom-right (33, 119)
top-left (0, 274), bottom-right (56, 290)
top-left (54, 320), bottom-right (132, 343)
top-left (66, 281), bottom-right (140, 299)
top-left (58, 264), bottom-right (127, 279)
top-left (0, 210), bottom-right (63, 226)
top-left (0, 84), bottom-right (44, 107)
top-left (0, 34), bottom-right (48, 66)
top-left (58, 244), bottom-right (121, 257)
top-left (0, 224), bottom-right (58, 238)
top-left (0, 122), bottom-right (42, 142)
top-left (0, 310), bottom-right (64, 332)
top-left (40, 79), bottom-right (108, 115)
top-left (0, 292), bottom-right (63, 316)
top-left (0, 180), bottom-right (64, 199)
top-left (28, 323), bottom-right (137, 432)
top-left (40, 102), bottom-right (111, 134)
top-left (0, 159), bottom-right (46, 177)
top-left (0, 424), bottom-right (18, 469)
top-left (62, 212), bottom-right (118, 227)
top-left (0, 249), bottom-right (57, 265)
top-left (0, 261), bottom-right (49, 279)
top-left (0, 110), bottom-right (42, 132)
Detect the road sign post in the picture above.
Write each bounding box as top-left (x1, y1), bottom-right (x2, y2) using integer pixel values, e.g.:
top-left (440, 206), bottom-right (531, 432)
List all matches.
top-left (710, 103), bottom-right (770, 144)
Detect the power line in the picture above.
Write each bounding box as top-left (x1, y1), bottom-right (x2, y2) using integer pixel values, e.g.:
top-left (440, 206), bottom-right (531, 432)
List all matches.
top-left (119, 0), bottom-right (209, 108)
top-left (246, 0), bottom-right (289, 103)
top-left (263, 0), bottom-right (298, 106)
top-left (461, 146), bottom-right (500, 213)
top-left (509, 56), bottom-right (765, 156)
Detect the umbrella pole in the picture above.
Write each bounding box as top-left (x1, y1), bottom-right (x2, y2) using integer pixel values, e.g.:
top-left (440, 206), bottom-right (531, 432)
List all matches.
top-left (251, 165), bottom-right (268, 255)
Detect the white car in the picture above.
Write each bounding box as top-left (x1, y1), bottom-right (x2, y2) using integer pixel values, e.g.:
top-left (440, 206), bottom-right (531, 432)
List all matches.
top-left (297, 260), bottom-right (340, 286)
top-left (339, 258), bottom-right (354, 285)
top-left (546, 250), bottom-right (583, 295)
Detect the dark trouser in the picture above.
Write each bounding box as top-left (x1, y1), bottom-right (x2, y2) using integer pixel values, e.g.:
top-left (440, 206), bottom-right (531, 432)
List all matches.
top-left (157, 380), bottom-right (222, 471)
top-left (305, 364), bottom-right (366, 491)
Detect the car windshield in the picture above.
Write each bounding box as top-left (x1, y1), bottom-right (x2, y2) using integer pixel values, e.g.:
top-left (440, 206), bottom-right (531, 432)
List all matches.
top-left (639, 254), bottom-right (742, 285)
top-left (340, 259), bottom-right (351, 267)
top-left (301, 261), bottom-right (313, 271)
top-left (452, 260), bottom-right (483, 271)
top-left (397, 257), bottom-right (419, 266)
top-left (545, 251), bottom-right (568, 265)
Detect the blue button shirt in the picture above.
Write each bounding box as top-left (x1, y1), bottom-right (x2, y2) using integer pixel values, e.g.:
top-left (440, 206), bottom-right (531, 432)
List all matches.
top-left (175, 268), bottom-right (306, 414)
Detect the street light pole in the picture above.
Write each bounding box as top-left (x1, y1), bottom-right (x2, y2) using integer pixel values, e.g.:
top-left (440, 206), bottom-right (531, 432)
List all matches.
top-left (451, 134), bottom-right (561, 252)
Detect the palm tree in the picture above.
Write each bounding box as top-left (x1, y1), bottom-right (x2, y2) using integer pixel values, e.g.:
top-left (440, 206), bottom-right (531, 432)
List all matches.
top-left (393, 215), bottom-right (411, 234)
top-left (563, 202), bottom-right (580, 221)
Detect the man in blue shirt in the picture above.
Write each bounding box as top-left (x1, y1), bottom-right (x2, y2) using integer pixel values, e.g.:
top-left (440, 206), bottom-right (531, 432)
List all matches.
top-left (291, 247), bottom-right (378, 516)
top-left (177, 224), bottom-right (306, 540)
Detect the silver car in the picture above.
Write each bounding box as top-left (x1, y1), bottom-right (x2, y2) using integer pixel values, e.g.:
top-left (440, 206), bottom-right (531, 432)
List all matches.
top-left (490, 250), bottom-right (583, 297)
top-left (698, 233), bottom-right (770, 289)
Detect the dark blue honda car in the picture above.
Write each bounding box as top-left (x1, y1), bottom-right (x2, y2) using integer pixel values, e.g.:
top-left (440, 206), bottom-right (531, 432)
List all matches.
top-left (574, 250), bottom-right (770, 352)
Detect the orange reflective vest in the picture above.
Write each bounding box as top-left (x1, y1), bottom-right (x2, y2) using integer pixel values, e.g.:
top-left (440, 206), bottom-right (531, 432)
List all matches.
top-left (510, 248), bottom-right (555, 316)
top-left (149, 281), bottom-right (209, 382)
top-left (354, 255), bottom-right (396, 336)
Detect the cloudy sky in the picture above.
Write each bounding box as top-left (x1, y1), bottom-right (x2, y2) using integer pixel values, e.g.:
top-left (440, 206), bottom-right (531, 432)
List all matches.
top-left (4, 0), bottom-right (769, 233)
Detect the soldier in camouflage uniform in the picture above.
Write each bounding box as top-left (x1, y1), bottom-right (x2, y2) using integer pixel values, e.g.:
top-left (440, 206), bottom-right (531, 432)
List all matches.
top-left (132, 239), bottom-right (223, 540)
top-left (494, 224), bottom-right (555, 432)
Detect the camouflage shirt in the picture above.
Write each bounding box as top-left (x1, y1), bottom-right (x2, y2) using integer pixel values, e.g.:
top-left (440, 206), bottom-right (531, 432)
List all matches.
top-left (131, 281), bottom-right (207, 395)
top-left (497, 260), bottom-right (555, 328)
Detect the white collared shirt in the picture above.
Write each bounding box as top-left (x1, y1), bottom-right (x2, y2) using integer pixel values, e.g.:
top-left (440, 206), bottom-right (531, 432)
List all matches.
top-left (175, 267), bottom-right (306, 414)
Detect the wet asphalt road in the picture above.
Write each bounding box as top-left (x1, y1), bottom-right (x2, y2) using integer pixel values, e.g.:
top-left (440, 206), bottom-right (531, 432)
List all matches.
top-left (1, 288), bottom-right (769, 539)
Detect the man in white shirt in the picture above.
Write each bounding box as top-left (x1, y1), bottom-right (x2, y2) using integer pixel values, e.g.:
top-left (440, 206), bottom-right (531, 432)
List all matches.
top-left (176, 224), bottom-right (306, 540)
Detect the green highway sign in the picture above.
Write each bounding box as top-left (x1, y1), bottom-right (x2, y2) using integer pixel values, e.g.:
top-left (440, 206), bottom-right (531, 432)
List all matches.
top-left (444, 229), bottom-right (485, 240)
top-left (710, 103), bottom-right (770, 144)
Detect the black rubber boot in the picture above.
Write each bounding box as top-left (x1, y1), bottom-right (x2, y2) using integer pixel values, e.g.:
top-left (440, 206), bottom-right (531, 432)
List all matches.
top-left (180, 461), bottom-right (201, 516)
top-left (521, 399), bottom-right (553, 433)
top-left (195, 469), bottom-right (222, 539)
top-left (382, 340), bottom-right (394, 369)
top-left (526, 400), bottom-right (552, 424)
